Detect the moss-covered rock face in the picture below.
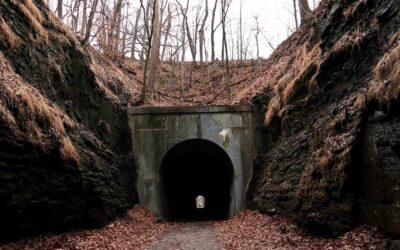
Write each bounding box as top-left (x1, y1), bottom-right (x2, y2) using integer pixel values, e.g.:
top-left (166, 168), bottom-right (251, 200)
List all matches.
top-left (0, 0), bottom-right (138, 240)
top-left (248, 0), bottom-right (400, 237)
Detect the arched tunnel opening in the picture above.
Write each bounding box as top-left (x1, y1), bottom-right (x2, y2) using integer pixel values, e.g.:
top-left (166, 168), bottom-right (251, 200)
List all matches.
top-left (161, 139), bottom-right (234, 221)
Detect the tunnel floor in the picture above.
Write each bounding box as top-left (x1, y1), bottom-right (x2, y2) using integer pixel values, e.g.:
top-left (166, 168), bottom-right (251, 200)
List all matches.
top-left (161, 139), bottom-right (234, 221)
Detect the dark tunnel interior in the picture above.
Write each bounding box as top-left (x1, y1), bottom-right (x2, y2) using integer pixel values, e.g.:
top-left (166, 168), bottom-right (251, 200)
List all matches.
top-left (161, 139), bottom-right (234, 221)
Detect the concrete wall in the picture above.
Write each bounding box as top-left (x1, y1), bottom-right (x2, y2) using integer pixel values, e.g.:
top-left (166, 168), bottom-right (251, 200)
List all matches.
top-left (128, 105), bottom-right (255, 219)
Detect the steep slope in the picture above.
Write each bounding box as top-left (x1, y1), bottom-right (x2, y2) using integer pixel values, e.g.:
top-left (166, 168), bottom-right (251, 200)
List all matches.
top-left (0, 0), bottom-right (140, 240)
top-left (242, 0), bottom-right (400, 237)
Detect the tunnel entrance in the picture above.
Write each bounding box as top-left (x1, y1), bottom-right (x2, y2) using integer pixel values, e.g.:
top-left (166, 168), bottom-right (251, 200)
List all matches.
top-left (161, 139), bottom-right (234, 221)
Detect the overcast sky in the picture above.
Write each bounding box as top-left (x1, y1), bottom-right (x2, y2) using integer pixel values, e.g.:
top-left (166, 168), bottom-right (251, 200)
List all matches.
top-left (224, 0), bottom-right (319, 58)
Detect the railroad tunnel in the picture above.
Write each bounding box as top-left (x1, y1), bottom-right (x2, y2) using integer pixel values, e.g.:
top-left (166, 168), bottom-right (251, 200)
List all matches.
top-left (128, 105), bottom-right (255, 221)
top-left (161, 139), bottom-right (234, 221)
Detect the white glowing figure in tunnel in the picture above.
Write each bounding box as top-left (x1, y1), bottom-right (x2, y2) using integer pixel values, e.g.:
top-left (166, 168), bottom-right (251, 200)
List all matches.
top-left (195, 195), bottom-right (205, 209)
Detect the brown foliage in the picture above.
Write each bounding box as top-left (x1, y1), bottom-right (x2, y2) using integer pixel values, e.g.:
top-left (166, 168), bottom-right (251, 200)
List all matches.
top-left (298, 148), bottom-right (333, 195)
top-left (216, 210), bottom-right (387, 250)
top-left (60, 136), bottom-right (79, 163)
top-left (332, 29), bottom-right (367, 54)
top-left (343, 0), bottom-right (365, 20)
top-left (353, 94), bottom-right (366, 109)
top-left (0, 21), bottom-right (19, 47)
top-left (368, 44), bottom-right (400, 101)
top-left (13, 0), bottom-right (48, 41)
top-left (262, 43), bottom-right (322, 125)
top-left (264, 96), bottom-right (281, 125)
top-left (0, 52), bottom-right (75, 159)
top-left (1, 205), bottom-right (177, 249)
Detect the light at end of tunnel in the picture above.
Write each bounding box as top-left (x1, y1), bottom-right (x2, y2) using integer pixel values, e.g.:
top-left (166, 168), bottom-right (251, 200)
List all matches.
top-left (196, 195), bottom-right (205, 209)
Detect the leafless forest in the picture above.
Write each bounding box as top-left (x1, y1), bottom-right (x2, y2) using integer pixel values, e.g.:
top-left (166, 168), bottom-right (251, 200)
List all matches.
top-left (45, 0), bottom-right (319, 101)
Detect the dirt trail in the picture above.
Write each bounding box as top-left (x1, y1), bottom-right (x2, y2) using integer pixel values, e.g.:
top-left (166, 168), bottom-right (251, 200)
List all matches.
top-left (149, 222), bottom-right (223, 250)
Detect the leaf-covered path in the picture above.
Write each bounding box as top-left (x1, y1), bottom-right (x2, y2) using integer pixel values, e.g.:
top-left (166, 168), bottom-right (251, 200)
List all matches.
top-left (150, 222), bottom-right (222, 250)
top-left (1, 205), bottom-right (387, 250)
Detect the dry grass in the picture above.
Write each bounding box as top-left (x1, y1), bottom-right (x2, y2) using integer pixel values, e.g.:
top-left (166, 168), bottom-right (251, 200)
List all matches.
top-left (0, 52), bottom-right (76, 161)
top-left (297, 148), bottom-right (333, 195)
top-left (332, 30), bottom-right (366, 54)
top-left (263, 43), bottom-right (322, 125)
top-left (282, 44), bottom-right (321, 102)
top-left (89, 50), bottom-right (140, 103)
top-left (0, 101), bottom-right (17, 126)
top-left (353, 94), bottom-right (366, 109)
top-left (264, 95), bottom-right (282, 125)
top-left (316, 149), bottom-right (333, 174)
top-left (12, 85), bottom-right (74, 135)
top-left (343, 0), bottom-right (365, 20)
top-left (23, 0), bottom-right (44, 23)
top-left (46, 11), bottom-right (81, 46)
top-left (52, 61), bottom-right (63, 79)
top-left (13, 0), bottom-right (48, 41)
top-left (389, 32), bottom-right (400, 46)
top-left (0, 21), bottom-right (19, 47)
top-left (60, 136), bottom-right (79, 163)
top-left (367, 45), bottom-right (400, 101)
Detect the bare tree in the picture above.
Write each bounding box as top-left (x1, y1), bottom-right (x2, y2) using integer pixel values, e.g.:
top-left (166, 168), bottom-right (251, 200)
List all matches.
top-left (131, 7), bottom-right (142, 59)
top-left (179, 6), bottom-right (186, 62)
top-left (147, 0), bottom-right (161, 99)
top-left (253, 15), bottom-right (260, 59)
top-left (293, 0), bottom-right (299, 29)
top-left (298, 0), bottom-right (311, 24)
top-left (140, 0), bottom-right (151, 61)
top-left (80, 0), bottom-right (88, 35)
top-left (239, 0), bottom-right (243, 62)
top-left (161, 4), bottom-right (172, 61)
top-left (83, 0), bottom-right (99, 44)
top-left (114, 6), bottom-right (123, 51)
top-left (199, 0), bottom-right (208, 66)
top-left (57, 0), bottom-right (63, 18)
top-left (121, 5), bottom-right (129, 55)
top-left (107, 0), bottom-right (124, 53)
top-left (210, 0), bottom-right (217, 61)
top-left (177, 0), bottom-right (198, 65)
top-left (220, 0), bottom-right (231, 63)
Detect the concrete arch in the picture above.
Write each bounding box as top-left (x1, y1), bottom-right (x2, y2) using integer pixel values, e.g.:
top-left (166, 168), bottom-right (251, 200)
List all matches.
top-left (128, 105), bottom-right (255, 220)
top-left (160, 139), bottom-right (234, 220)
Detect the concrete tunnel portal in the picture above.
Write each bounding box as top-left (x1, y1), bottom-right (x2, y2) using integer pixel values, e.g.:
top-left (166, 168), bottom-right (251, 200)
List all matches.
top-left (128, 105), bottom-right (255, 221)
top-left (161, 139), bottom-right (234, 221)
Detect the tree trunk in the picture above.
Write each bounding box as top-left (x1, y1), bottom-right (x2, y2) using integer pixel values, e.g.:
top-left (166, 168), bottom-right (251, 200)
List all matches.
top-left (147, 0), bottom-right (161, 99)
top-left (83, 0), bottom-right (98, 44)
top-left (140, 1), bottom-right (151, 61)
top-left (114, 7), bottom-right (122, 51)
top-left (161, 4), bottom-right (172, 61)
top-left (121, 7), bottom-right (129, 56)
top-left (80, 0), bottom-right (87, 35)
top-left (199, 0), bottom-right (208, 66)
top-left (293, 0), bottom-right (299, 29)
top-left (298, 0), bottom-right (311, 24)
top-left (181, 13), bottom-right (186, 62)
top-left (211, 0), bottom-right (217, 61)
top-left (131, 7), bottom-right (141, 60)
top-left (57, 0), bottom-right (63, 18)
top-left (239, 0), bottom-right (243, 62)
top-left (107, 0), bottom-right (123, 53)
top-left (177, 0), bottom-right (197, 65)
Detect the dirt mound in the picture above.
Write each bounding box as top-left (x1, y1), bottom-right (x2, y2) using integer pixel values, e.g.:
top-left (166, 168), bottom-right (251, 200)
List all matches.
top-left (0, 0), bottom-right (139, 240)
